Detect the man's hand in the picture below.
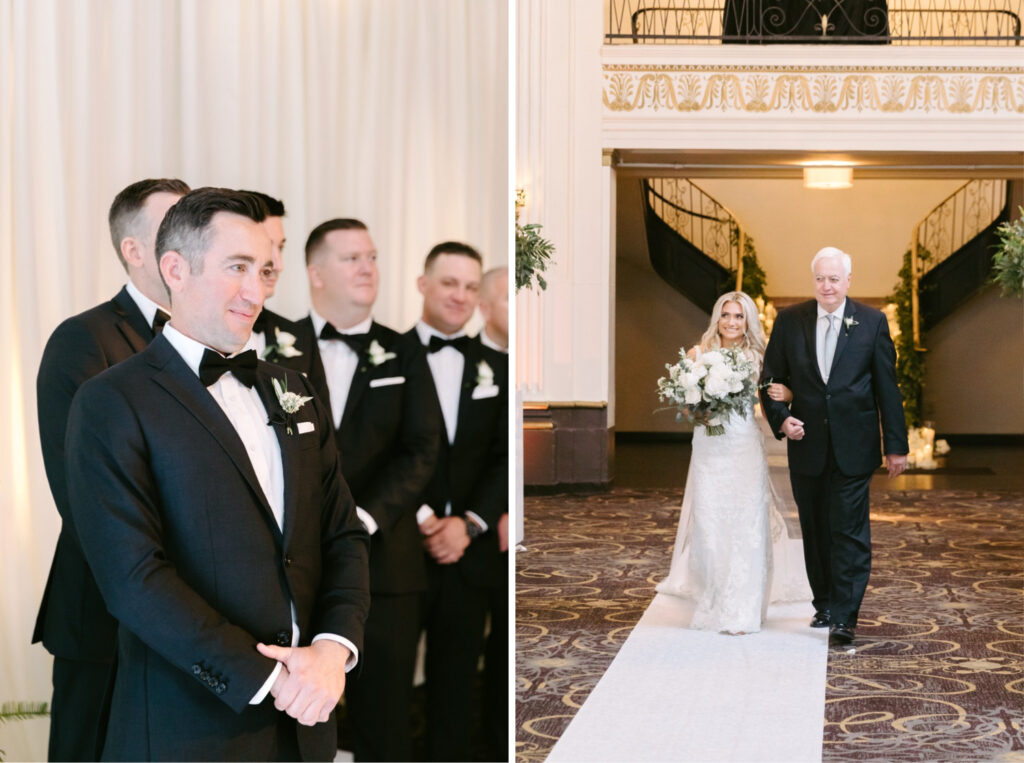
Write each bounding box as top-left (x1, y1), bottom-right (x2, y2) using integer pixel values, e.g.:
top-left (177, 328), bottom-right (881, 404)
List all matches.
top-left (256, 640), bottom-right (350, 726)
top-left (781, 416), bottom-right (805, 440)
top-left (886, 453), bottom-right (908, 478)
top-left (497, 513), bottom-right (509, 554)
top-left (421, 516), bottom-right (471, 564)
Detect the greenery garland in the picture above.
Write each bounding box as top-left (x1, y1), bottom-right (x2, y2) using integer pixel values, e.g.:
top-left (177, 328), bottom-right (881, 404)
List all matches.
top-left (992, 207), bottom-right (1024, 298)
top-left (726, 226), bottom-right (767, 301)
top-left (514, 190), bottom-right (555, 293)
top-left (0, 702), bottom-right (50, 762)
top-left (887, 247), bottom-right (932, 430)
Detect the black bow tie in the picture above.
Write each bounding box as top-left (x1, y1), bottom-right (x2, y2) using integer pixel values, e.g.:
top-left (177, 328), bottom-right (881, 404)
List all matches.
top-left (252, 310), bottom-right (267, 335)
top-left (152, 309), bottom-right (170, 335)
top-left (199, 348), bottom-right (258, 388)
top-left (320, 323), bottom-right (370, 353)
top-left (427, 335), bottom-right (470, 355)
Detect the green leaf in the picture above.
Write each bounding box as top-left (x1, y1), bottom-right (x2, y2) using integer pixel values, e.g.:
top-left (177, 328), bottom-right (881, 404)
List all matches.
top-left (992, 207), bottom-right (1024, 299)
top-left (515, 220), bottom-right (556, 293)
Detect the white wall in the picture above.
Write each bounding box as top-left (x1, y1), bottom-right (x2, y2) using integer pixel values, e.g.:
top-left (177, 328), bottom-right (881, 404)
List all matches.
top-left (696, 178), bottom-right (966, 297)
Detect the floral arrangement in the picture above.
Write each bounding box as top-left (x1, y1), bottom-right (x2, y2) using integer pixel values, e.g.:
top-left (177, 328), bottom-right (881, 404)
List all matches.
top-left (656, 346), bottom-right (758, 436)
top-left (270, 378), bottom-right (313, 435)
top-left (992, 208), bottom-right (1024, 299)
top-left (261, 327), bottom-right (302, 361)
top-left (367, 339), bottom-right (396, 366)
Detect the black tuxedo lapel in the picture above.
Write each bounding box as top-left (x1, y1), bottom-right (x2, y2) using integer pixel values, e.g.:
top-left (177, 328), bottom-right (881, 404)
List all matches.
top-left (453, 343), bottom-right (487, 449)
top-left (797, 301), bottom-right (823, 383)
top-left (338, 323), bottom-right (383, 433)
top-left (111, 286), bottom-right (154, 353)
top-left (828, 300), bottom-right (858, 378)
top-left (148, 338), bottom-right (283, 546)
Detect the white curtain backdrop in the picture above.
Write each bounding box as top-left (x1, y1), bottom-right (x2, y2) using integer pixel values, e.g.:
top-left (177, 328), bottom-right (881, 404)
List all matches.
top-left (0, 1), bottom-right (508, 758)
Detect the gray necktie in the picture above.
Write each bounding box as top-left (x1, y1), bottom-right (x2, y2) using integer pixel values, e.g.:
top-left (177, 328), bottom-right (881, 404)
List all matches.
top-left (822, 315), bottom-right (838, 382)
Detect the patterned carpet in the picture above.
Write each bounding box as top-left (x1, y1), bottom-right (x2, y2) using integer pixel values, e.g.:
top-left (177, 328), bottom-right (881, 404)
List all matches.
top-left (515, 488), bottom-right (1024, 763)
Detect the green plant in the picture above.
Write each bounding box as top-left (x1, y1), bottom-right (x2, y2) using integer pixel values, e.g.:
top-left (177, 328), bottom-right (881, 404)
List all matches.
top-left (0, 702), bottom-right (50, 762)
top-left (515, 221), bottom-right (555, 292)
top-left (726, 227), bottom-right (767, 301)
top-left (992, 207), bottom-right (1024, 298)
top-left (887, 247), bottom-right (932, 430)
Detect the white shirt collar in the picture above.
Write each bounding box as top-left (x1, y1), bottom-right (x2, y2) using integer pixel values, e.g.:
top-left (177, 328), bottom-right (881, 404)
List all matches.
top-left (125, 281), bottom-right (168, 329)
top-left (310, 308), bottom-right (373, 337)
top-left (817, 299), bottom-right (847, 321)
top-left (415, 319), bottom-right (466, 346)
top-left (161, 324), bottom-right (253, 378)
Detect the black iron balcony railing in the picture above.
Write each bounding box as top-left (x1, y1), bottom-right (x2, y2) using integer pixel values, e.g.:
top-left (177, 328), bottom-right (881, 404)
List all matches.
top-left (607, 0), bottom-right (1023, 44)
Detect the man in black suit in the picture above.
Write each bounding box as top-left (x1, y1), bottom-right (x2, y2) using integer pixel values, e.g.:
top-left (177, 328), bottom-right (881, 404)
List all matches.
top-left (298, 218), bottom-right (441, 761)
top-left (241, 192), bottom-right (325, 389)
top-left (760, 246), bottom-right (908, 646)
top-left (34, 177), bottom-right (189, 761)
top-left (474, 264), bottom-right (509, 761)
top-left (409, 241), bottom-right (508, 762)
top-left (65, 188), bottom-right (370, 761)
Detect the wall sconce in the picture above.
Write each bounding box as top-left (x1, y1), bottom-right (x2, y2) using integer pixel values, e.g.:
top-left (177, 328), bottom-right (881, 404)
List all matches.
top-left (803, 166), bottom-right (853, 189)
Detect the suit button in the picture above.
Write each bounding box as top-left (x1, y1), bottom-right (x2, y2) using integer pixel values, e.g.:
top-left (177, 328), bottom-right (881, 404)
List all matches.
top-left (276, 630), bottom-right (291, 647)
top-left (824, 418), bottom-right (829, 424)
top-left (826, 394), bottom-right (831, 400)
top-left (284, 556), bottom-right (293, 567)
top-left (192, 664), bottom-right (202, 676)
top-left (217, 682), bottom-right (227, 695)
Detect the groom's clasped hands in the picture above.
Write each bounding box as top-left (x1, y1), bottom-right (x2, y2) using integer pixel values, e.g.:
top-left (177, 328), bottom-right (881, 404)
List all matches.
top-left (257, 640), bottom-right (351, 727)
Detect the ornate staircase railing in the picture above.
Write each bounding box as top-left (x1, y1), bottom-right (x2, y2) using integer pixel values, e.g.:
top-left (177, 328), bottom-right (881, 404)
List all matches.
top-left (644, 178), bottom-right (744, 286)
top-left (607, 0), bottom-right (1023, 44)
top-left (910, 178), bottom-right (1009, 343)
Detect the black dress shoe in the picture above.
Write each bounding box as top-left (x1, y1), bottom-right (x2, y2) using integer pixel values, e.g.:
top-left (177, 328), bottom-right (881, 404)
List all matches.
top-left (810, 611), bottom-right (830, 628)
top-left (829, 623), bottom-right (855, 646)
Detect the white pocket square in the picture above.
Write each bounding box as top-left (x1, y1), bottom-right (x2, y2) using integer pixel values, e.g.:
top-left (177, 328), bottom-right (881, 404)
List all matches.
top-left (297, 421), bottom-right (315, 434)
top-left (471, 384), bottom-right (500, 400)
top-left (369, 376), bottom-right (406, 388)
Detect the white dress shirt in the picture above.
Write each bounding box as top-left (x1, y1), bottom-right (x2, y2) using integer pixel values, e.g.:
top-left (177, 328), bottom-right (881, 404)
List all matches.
top-left (414, 320), bottom-right (487, 531)
top-left (160, 326), bottom-right (359, 704)
top-left (310, 310), bottom-right (379, 535)
top-left (817, 299), bottom-right (846, 381)
top-left (125, 280), bottom-right (167, 331)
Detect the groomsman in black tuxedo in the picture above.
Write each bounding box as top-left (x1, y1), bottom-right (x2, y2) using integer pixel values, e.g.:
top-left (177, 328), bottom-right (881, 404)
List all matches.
top-left (409, 242), bottom-right (508, 762)
top-left (473, 264), bottom-right (509, 761)
top-left (34, 177), bottom-right (189, 761)
top-left (65, 188), bottom-right (370, 761)
top-left (298, 218), bottom-right (441, 761)
top-left (761, 246), bottom-right (908, 647)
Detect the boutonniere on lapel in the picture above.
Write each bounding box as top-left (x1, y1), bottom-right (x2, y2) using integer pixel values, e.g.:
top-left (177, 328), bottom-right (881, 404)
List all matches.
top-left (261, 327), bottom-right (303, 361)
top-left (843, 316), bottom-right (859, 336)
top-left (269, 378), bottom-right (313, 435)
top-left (471, 360), bottom-right (500, 400)
top-left (366, 339), bottom-right (396, 367)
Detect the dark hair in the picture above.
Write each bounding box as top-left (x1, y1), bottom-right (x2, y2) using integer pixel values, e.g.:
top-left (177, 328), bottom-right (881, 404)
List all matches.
top-left (155, 187), bottom-right (268, 277)
top-left (304, 218), bottom-right (369, 264)
top-left (242, 190), bottom-right (286, 217)
top-left (108, 178), bottom-right (190, 268)
top-left (424, 241), bottom-right (482, 272)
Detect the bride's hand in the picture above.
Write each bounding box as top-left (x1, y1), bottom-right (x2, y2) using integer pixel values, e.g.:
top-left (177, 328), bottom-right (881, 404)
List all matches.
top-left (766, 382), bottom-right (792, 403)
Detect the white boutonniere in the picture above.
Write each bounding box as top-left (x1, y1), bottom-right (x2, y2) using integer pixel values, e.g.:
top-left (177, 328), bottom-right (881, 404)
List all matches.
top-left (261, 327), bottom-right (303, 360)
top-left (270, 378), bottom-right (313, 434)
top-left (843, 316), bottom-right (859, 335)
top-left (367, 339), bottom-right (396, 367)
top-left (476, 360), bottom-right (494, 387)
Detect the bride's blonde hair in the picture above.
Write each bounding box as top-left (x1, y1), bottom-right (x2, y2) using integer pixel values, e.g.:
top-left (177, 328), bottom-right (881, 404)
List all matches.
top-left (699, 291), bottom-right (767, 358)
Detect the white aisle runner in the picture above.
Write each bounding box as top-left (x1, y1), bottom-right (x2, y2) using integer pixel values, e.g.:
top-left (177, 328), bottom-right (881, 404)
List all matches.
top-left (546, 595), bottom-right (828, 763)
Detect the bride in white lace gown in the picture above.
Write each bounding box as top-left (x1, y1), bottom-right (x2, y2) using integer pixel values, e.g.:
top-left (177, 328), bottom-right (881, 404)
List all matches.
top-left (656, 291), bottom-right (809, 634)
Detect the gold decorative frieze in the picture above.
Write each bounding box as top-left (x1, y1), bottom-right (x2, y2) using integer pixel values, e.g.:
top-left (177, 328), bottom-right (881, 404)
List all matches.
top-left (602, 65), bottom-right (1024, 114)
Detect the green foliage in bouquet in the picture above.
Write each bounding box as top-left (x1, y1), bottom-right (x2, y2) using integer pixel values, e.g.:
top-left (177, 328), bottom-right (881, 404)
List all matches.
top-left (726, 227), bottom-right (767, 301)
top-left (992, 207), bottom-right (1024, 298)
top-left (888, 247), bottom-right (932, 430)
top-left (515, 191), bottom-right (555, 293)
top-left (0, 702), bottom-right (50, 761)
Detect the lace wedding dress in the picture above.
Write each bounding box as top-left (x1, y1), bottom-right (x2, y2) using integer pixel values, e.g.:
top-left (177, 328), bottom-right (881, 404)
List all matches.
top-left (656, 352), bottom-right (810, 634)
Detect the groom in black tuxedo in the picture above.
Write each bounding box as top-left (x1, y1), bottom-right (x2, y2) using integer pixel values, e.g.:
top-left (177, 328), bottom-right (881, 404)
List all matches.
top-left (34, 177), bottom-right (189, 761)
top-left (65, 188), bottom-right (370, 761)
top-left (761, 246), bottom-right (908, 646)
top-left (409, 241), bottom-right (508, 762)
top-left (296, 218), bottom-right (442, 761)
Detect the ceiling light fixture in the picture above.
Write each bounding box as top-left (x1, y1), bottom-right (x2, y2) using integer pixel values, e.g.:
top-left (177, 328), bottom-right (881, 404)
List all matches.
top-left (803, 166), bottom-right (853, 189)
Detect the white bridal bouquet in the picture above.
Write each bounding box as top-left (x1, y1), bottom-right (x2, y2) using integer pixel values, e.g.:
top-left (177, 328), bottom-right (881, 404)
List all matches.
top-left (656, 346), bottom-right (758, 436)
